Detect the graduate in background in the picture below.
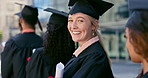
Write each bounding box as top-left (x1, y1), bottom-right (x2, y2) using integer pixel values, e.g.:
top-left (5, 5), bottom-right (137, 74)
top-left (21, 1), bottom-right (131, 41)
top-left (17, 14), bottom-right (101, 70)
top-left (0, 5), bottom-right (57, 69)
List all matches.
top-left (1, 5), bottom-right (43, 78)
top-left (26, 8), bottom-right (75, 78)
top-left (125, 0), bottom-right (148, 78)
top-left (63, 0), bottom-right (114, 78)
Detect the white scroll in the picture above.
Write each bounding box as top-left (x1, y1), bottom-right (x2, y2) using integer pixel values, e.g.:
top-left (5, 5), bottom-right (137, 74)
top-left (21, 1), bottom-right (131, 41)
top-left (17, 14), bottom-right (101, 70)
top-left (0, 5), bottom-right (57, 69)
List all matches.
top-left (55, 62), bottom-right (64, 78)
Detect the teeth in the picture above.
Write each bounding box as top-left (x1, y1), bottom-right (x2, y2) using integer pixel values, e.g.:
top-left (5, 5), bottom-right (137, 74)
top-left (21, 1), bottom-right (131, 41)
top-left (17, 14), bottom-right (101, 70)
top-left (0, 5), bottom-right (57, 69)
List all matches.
top-left (73, 32), bottom-right (80, 34)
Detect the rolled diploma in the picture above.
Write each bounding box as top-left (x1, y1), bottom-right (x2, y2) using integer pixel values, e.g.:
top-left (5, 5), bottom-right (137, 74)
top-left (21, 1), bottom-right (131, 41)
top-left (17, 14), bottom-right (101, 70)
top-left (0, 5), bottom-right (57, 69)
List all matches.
top-left (55, 62), bottom-right (64, 78)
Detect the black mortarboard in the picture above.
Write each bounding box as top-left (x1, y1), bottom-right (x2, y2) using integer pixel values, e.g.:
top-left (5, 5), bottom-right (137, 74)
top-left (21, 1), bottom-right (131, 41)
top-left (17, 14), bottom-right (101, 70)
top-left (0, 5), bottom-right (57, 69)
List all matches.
top-left (126, 0), bottom-right (148, 32)
top-left (44, 8), bottom-right (68, 24)
top-left (19, 5), bottom-right (38, 19)
top-left (14, 12), bottom-right (21, 17)
top-left (68, 0), bottom-right (114, 19)
top-left (15, 5), bottom-right (43, 31)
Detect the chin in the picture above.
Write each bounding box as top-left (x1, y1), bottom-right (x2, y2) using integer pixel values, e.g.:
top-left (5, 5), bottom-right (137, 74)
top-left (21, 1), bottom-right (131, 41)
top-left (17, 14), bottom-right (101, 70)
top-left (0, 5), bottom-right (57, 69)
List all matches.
top-left (72, 37), bottom-right (80, 42)
top-left (72, 38), bottom-right (79, 42)
top-left (131, 58), bottom-right (141, 63)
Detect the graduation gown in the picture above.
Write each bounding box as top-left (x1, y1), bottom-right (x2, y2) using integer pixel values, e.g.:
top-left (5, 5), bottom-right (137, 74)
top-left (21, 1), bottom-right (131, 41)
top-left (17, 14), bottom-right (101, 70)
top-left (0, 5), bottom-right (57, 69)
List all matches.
top-left (63, 41), bottom-right (114, 78)
top-left (1, 32), bottom-right (43, 78)
top-left (137, 72), bottom-right (148, 78)
top-left (142, 72), bottom-right (148, 78)
top-left (26, 47), bottom-right (58, 78)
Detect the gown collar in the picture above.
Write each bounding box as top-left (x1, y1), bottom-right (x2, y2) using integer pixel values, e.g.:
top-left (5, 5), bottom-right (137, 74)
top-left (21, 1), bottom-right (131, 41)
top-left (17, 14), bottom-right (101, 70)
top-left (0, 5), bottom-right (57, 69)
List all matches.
top-left (73, 36), bottom-right (99, 57)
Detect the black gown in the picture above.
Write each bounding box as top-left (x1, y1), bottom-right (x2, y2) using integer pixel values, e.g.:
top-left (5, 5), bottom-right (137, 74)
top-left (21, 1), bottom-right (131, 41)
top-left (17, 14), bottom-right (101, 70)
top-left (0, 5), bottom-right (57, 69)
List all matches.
top-left (1, 32), bottom-right (43, 78)
top-left (142, 72), bottom-right (148, 78)
top-left (63, 41), bottom-right (114, 78)
top-left (137, 72), bottom-right (148, 78)
top-left (26, 47), bottom-right (58, 78)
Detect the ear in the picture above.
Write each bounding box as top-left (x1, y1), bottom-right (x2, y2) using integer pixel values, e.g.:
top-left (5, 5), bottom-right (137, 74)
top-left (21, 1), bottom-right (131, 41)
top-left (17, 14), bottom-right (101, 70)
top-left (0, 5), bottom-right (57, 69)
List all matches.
top-left (91, 20), bottom-right (98, 30)
top-left (19, 18), bottom-right (23, 24)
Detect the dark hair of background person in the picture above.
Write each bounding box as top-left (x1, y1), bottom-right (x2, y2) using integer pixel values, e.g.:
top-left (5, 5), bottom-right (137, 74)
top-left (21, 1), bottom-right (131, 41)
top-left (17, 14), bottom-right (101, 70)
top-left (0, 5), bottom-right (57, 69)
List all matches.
top-left (21, 6), bottom-right (38, 30)
top-left (43, 20), bottom-right (75, 65)
top-left (22, 16), bottom-right (38, 30)
top-left (128, 28), bottom-right (148, 61)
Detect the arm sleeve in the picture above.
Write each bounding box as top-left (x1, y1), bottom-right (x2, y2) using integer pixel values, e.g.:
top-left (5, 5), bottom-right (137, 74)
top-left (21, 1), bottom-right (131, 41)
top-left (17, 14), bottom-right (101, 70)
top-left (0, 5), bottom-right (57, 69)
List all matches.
top-left (1, 39), bottom-right (16, 78)
top-left (86, 58), bottom-right (114, 78)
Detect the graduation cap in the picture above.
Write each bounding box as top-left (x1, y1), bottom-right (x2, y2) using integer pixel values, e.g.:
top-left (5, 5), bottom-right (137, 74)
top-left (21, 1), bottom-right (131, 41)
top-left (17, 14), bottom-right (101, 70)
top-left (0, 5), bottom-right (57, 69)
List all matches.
top-left (68, 0), bottom-right (114, 19)
top-left (125, 0), bottom-right (148, 32)
top-left (128, 0), bottom-right (148, 10)
top-left (44, 8), bottom-right (68, 24)
top-left (14, 12), bottom-right (21, 17)
top-left (15, 4), bottom-right (43, 31)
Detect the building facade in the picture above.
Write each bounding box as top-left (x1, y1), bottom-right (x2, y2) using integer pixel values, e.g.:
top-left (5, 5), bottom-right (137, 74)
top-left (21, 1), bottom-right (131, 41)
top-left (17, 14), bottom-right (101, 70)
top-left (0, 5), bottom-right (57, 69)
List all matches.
top-left (0, 0), bottom-right (33, 42)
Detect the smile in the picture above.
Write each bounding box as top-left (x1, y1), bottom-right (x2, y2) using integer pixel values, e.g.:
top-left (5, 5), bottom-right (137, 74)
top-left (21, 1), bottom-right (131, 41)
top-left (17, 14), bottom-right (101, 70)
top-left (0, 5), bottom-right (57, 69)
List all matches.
top-left (72, 31), bottom-right (81, 35)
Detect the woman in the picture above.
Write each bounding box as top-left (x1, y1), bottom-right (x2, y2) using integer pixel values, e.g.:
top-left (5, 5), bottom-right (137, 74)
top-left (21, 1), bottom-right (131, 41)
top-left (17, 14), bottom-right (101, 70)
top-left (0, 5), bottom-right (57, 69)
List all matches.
top-left (125, 11), bottom-right (148, 78)
top-left (63, 0), bottom-right (114, 78)
top-left (125, 3), bottom-right (148, 78)
top-left (26, 8), bottom-right (75, 78)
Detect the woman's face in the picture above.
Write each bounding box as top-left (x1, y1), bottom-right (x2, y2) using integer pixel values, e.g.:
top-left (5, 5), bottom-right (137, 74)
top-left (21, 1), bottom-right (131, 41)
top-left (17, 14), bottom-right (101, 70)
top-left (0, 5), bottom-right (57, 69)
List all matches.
top-left (68, 13), bottom-right (96, 46)
top-left (125, 28), bottom-right (142, 63)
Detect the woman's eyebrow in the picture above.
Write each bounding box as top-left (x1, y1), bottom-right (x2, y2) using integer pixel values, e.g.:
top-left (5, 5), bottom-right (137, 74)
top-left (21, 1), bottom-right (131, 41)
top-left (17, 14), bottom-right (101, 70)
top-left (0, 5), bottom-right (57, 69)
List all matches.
top-left (76, 16), bottom-right (85, 20)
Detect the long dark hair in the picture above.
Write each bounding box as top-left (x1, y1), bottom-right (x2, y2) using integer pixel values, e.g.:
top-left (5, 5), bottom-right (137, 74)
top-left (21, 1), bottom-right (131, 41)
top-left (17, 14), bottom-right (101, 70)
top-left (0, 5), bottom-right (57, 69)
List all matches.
top-left (43, 22), bottom-right (75, 65)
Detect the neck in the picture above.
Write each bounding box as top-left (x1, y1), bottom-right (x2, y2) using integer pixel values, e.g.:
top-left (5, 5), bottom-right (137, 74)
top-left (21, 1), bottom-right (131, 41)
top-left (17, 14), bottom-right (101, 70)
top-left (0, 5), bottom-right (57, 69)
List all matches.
top-left (142, 59), bottom-right (148, 74)
top-left (22, 29), bottom-right (35, 33)
top-left (79, 36), bottom-right (94, 47)
top-left (21, 23), bottom-right (35, 33)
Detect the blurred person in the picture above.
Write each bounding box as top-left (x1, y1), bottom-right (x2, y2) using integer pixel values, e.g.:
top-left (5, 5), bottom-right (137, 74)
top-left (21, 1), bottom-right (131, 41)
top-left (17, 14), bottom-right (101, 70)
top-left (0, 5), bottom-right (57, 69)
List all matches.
top-left (15, 12), bottom-right (23, 32)
top-left (26, 8), bottom-right (75, 78)
top-left (125, 0), bottom-right (148, 78)
top-left (63, 0), bottom-right (114, 78)
top-left (1, 13), bottom-right (23, 50)
top-left (1, 5), bottom-right (43, 78)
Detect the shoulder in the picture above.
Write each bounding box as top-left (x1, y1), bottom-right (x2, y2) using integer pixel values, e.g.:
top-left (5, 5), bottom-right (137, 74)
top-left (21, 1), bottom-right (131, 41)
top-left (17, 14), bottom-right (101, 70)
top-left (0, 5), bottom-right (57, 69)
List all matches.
top-left (29, 47), bottom-right (55, 65)
top-left (78, 42), bottom-right (110, 65)
top-left (142, 72), bottom-right (148, 78)
top-left (26, 47), bottom-right (56, 72)
top-left (1, 37), bottom-right (19, 57)
top-left (5, 33), bottom-right (22, 45)
top-left (14, 33), bottom-right (43, 41)
top-left (31, 47), bottom-right (44, 60)
top-left (12, 33), bottom-right (43, 48)
top-left (26, 47), bottom-right (44, 71)
top-left (79, 42), bottom-right (106, 58)
top-left (3, 36), bottom-right (19, 50)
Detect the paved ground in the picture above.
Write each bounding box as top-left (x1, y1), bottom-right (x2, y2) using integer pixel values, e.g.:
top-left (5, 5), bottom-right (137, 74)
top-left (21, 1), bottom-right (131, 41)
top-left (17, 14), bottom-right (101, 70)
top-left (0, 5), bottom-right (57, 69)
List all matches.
top-left (111, 59), bottom-right (142, 78)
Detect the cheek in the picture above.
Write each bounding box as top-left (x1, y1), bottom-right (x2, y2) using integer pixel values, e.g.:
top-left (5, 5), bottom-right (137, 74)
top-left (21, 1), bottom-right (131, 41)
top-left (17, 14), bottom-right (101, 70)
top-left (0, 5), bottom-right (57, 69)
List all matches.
top-left (125, 40), bottom-right (129, 49)
top-left (86, 28), bottom-right (92, 35)
top-left (82, 26), bottom-right (92, 36)
top-left (126, 38), bottom-right (130, 49)
top-left (126, 39), bottom-right (133, 55)
top-left (126, 40), bottom-right (141, 62)
top-left (67, 25), bottom-right (71, 32)
top-left (83, 23), bottom-right (92, 31)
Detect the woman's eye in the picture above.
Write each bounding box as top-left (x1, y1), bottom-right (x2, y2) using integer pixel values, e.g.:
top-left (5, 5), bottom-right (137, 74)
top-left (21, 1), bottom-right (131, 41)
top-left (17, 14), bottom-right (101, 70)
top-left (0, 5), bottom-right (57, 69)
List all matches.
top-left (68, 20), bottom-right (73, 22)
top-left (78, 20), bottom-right (84, 23)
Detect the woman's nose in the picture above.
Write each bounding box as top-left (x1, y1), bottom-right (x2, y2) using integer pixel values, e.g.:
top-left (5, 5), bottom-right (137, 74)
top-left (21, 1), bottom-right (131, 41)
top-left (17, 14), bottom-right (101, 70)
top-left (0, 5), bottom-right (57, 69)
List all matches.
top-left (71, 21), bottom-right (78, 29)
